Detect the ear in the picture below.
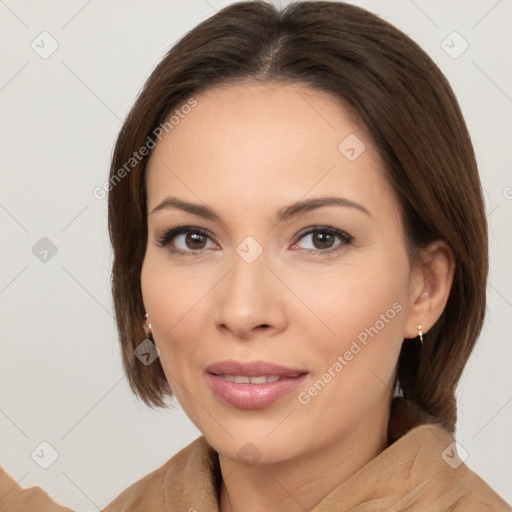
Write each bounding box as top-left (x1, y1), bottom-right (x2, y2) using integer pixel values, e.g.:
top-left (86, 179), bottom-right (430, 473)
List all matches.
top-left (403, 240), bottom-right (456, 339)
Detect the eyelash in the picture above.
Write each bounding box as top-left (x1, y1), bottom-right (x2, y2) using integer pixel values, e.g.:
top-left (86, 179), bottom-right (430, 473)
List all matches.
top-left (154, 225), bottom-right (353, 257)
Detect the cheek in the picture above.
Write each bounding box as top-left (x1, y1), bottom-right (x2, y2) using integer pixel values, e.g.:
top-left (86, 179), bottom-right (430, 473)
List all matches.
top-left (141, 248), bottom-right (207, 328)
top-left (298, 252), bottom-right (409, 406)
top-left (141, 259), bottom-right (197, 410)
top-left (140, 253), bottom-right (213, 373)
top-left (289, 254), bottom-right (410, 411)
top-left (141, 255), bottom-right (184, 353)
top-left (285, 252), bottom-right (409, 346)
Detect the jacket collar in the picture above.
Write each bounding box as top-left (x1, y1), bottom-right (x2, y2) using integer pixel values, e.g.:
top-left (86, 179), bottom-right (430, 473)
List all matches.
top-left (160, 399), bottom-right (444, 510)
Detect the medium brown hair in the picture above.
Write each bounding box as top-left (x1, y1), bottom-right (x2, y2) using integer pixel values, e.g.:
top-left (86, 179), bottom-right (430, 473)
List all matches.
top-left (108, 0), bottom-right (488, 433)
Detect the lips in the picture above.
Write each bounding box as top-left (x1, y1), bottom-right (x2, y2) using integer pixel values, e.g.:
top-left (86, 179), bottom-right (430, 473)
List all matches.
top-left (205, 360), bottom-right (309, 409)
top-left (206, 360), bottom-right (308, 378)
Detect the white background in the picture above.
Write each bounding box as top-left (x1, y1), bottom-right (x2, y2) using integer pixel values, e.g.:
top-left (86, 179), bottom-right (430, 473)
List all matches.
top-left (0, 0), bottom-right (511, 509)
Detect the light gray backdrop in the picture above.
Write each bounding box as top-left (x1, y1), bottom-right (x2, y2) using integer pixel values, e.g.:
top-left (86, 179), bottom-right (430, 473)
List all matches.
top-left (1, 0), bottom-right (511, 509)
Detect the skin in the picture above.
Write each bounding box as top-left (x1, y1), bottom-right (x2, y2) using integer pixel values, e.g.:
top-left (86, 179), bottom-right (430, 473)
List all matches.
top-left (141, 81), bottom-right (454, 512)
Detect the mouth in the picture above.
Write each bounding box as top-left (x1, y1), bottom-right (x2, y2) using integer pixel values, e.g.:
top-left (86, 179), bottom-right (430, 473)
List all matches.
top-left (205, 360), bottom-right (309, 409)
top-left (214, 375), bottom-right (285, 384)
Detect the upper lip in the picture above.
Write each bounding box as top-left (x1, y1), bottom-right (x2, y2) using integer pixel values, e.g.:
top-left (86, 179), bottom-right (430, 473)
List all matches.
top-left (206, 360), bottom-right (308, 378)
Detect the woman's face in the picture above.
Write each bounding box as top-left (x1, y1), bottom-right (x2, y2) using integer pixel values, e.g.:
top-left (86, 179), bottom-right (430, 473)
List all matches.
top-left (141, 81), bottom-right (421, 464)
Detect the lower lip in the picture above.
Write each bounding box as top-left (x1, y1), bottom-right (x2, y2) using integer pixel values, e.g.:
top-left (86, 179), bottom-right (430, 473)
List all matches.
top-left (206, 373), bottom-right (309, 410)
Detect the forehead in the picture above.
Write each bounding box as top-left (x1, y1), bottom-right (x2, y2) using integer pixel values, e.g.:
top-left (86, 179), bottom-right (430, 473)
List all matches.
top-left (154, 81), bottom-right (369, 160)
top-left (145, 81), bottom-right (397, 222)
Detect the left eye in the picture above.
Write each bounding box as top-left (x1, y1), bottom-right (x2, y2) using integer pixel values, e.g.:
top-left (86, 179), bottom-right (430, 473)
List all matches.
top-left (292, 227), bottom-right (352, 252)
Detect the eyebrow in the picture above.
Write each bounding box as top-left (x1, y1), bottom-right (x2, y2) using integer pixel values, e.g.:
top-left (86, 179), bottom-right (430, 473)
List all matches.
top-left (150, 195), bottom-right (372, 222)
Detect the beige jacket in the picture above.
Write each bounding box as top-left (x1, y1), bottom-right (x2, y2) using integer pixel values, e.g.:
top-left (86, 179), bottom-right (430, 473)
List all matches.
top-left (1, 399), bottom-right (510, 511)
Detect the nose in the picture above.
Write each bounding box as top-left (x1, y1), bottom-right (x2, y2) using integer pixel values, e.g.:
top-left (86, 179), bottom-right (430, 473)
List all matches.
top-left (212, 250), bottom-right (288, 340)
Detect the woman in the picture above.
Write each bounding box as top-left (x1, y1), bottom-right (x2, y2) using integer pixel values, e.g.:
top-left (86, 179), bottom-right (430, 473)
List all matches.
top-left (1, 1), bottom-right (510, 510)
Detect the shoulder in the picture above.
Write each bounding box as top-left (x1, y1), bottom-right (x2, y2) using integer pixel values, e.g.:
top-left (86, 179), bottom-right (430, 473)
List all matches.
top-left (103, 435), bottom-right (217, 512)
top-left (0, 466), bottom-right (73, 512)
top-left (385, 399), bottom-right (510, 511)
top-left (395, 423), bottom-right (511, 511)
top-left (0, 437), bottom-right (215, 512)
top-left (441, 462), bottom-right (511, 511)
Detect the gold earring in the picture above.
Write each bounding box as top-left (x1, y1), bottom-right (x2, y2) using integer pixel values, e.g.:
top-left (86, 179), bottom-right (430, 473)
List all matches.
top-left (143, 313), bottom-right (152, 339)
top-left (414, 324), bottom-right (423, 344)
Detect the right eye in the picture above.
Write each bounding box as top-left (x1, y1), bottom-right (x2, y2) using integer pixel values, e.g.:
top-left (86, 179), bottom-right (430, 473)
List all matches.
top-left (155, 226), bottom-right (217, 256)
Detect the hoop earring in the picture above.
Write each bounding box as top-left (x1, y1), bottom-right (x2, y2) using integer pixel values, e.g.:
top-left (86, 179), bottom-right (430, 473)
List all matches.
top-left (414, 324), bottom-right (423, 345)
top-left (143, 313), bottom-right (152, 339)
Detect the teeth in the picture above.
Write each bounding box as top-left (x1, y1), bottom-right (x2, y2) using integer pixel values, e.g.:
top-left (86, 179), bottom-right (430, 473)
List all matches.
top-left (221, 375), bottom-right (281, 384)
top-left (249, 376), bottom-right (270, 384)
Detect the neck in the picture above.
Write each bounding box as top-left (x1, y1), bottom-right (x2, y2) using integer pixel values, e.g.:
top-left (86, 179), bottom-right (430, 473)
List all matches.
top-left (218, 405), bottom-right (390, 512)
